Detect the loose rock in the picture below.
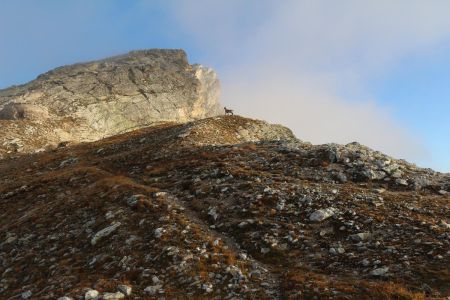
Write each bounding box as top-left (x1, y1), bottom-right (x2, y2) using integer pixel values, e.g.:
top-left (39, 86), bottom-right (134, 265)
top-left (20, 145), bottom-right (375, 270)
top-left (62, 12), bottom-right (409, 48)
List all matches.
top-left (90, 222), bottom-right (121, 245)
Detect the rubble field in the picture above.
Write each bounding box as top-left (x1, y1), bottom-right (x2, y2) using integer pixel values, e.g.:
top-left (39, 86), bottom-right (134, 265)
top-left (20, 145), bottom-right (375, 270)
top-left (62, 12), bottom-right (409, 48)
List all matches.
top-left (0, 116), bottom-right (449, 299)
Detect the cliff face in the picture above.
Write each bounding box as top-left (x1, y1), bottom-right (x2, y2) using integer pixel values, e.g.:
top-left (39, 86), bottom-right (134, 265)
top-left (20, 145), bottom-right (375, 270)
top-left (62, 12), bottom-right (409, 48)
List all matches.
top-left (0, 49), bottom-right (222, 153)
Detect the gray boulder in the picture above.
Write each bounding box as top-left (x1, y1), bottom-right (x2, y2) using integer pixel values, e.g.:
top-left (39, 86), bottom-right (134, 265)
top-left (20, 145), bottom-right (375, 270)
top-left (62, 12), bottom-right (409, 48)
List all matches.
top-left (309, 208), bottom-right (336, 222)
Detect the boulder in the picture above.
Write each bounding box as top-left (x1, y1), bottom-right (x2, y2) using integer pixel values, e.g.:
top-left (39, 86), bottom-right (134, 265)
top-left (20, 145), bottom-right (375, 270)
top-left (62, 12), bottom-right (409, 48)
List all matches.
top-left (0, 103), bottom-right (50, 120)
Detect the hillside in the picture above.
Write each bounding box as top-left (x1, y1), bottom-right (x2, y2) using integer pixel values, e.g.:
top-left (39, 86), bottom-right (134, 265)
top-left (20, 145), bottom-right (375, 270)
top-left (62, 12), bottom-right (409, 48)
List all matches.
top-left (1, 115), bottom-right (449, 299)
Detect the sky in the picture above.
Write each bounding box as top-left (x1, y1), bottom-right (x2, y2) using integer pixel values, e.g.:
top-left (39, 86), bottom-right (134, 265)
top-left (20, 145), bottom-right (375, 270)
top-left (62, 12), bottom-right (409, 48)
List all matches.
top-left (0, 0), bottom-right (449, 172)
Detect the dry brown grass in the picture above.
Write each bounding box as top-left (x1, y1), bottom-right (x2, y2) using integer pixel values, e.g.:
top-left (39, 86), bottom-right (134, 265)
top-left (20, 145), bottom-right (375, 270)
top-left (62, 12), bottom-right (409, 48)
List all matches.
top-left (1, 116), bottom-right (448, 299)
top-left (283, 270), bottom-right (427, 300)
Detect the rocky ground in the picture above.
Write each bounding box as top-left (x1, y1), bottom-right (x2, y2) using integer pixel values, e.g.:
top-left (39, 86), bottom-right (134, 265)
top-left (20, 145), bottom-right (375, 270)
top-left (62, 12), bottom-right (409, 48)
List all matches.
top-left (0, 116), bottom-right (449, 299)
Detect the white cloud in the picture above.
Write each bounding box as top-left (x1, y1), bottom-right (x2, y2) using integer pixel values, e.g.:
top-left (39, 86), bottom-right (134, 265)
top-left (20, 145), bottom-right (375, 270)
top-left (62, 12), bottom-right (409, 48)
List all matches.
top-left (223, 74), bottom-right (427, 159)
top-left (170, 0), bottom-right (450, 162)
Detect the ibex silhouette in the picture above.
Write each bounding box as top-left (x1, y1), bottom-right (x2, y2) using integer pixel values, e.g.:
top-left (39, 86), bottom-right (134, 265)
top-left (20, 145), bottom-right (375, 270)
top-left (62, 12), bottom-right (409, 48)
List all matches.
top-left (224, 107), bottom-right (234, 115)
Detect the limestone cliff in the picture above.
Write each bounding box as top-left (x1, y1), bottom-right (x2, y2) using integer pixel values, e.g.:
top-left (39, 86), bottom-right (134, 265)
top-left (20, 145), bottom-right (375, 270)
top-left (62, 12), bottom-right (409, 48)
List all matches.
top-left (0, 49), bottom-right (223, 153)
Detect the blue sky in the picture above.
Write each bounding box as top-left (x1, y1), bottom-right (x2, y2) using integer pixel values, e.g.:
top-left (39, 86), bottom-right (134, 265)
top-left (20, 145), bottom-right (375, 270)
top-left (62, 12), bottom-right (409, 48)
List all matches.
top-left (1, 0), bottom-right (449, 172)
top-left (374, 49), bottom-right (450, 172)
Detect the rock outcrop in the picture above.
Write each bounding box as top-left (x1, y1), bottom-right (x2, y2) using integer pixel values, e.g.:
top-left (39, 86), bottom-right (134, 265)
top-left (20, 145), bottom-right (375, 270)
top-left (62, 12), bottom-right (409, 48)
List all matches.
top-left (0, 49), bottom-right (222, 154)
top-left (0, 103), bottom-right (50, 120)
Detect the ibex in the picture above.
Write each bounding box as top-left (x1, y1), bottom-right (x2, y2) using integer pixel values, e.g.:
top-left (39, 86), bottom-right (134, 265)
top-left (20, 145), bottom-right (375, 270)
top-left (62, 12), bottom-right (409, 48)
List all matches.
top-left (224, 107), bottom-right (234, 115)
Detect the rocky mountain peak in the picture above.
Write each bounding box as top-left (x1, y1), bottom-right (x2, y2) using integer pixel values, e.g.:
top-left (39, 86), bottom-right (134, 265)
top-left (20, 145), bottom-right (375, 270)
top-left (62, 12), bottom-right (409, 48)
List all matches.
top-left (0, 49), bottom-right (222, 155)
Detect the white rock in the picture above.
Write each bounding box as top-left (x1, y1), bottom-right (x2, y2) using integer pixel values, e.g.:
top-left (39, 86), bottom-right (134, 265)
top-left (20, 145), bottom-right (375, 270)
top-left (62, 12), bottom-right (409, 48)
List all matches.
top-left (84, 289), bottom-right (99, 300)
top-left (102, 292), bottom-right (125, 299)
top-left (3, 235), bottom-right (17, 244)
top-left (91, 222), bottom-right (121, 245)
top-left (238, 253), bottom-right (248, 260)
top-left (361, 259), bottom-right (370, 267)
top-left (238, 221), bottom-right (248, 228)
top-left (117, 284), bottom-right (132, 296)
top-left (261, 247), bottom-right (270, 254)
top-left (154, 228), bottom-right (164, 238)
top-left (208, 207), bottom-right (219, 221)
top-left (59, 157), bottom-right (79, 168)
top-left (105, 211), bottom-right (115, 220)
top-left (144, 284), bottom-right (163, 295)
top-left (57, 297), bottom-right (74, 300)
top-left (276, 199), bottom-right (285, 210)
top-left (202, 283), bottom-right (213, 293)
top-left (374, 188), bottom-right (386, 194)
top-left (370, 266), bottom-right (389, 276)
top-left (440, 220), bottom-right (450, 229)
top-left (21, 290), bottom-right (32, 299)
top-left (395, 178), bottom-right (408, 186)
top-left (330, 247), bottom-right (345, 255)
top-left (309, 208), bottom-right (336, 222)
top-left (152, 275), bottom-right (160, 284)
top-left (337, 247), bottom-right (345, 254)
top-left (350, 232), bottom-right (372, 241)
top-left (154, 191), bottom-right (168, 197)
